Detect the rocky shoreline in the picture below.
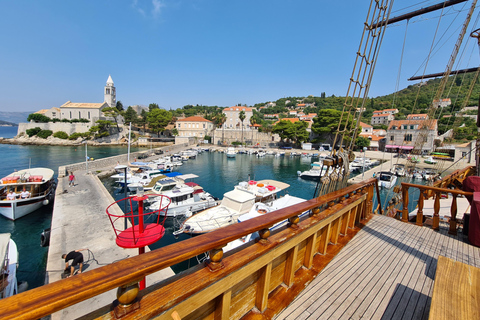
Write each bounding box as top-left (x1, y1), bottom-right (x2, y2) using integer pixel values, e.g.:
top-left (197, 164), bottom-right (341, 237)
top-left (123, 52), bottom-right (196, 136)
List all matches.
top-left (0, 135), bottom-right (129, 146)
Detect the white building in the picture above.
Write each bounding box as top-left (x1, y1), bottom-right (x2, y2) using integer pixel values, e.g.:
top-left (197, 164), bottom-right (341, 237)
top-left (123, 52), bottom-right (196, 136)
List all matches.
top-left (223, 106), bottom-right (253, 130)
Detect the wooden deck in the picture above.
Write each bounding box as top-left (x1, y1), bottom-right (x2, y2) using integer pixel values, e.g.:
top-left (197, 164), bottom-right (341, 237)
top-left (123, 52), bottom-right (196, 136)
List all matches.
top-left (275, 214), bottom-right (480, 320)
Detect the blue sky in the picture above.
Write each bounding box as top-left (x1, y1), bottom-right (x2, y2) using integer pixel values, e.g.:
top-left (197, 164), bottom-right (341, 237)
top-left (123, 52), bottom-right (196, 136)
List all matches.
top-left (1, 1), bottom-right (479, 112)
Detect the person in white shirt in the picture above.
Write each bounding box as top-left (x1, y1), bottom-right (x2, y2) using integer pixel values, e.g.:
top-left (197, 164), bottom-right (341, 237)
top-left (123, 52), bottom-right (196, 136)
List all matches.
top-left (6, 189), bottom-right (16, 200)
top-left (20, 187), bottom-right (30, 199)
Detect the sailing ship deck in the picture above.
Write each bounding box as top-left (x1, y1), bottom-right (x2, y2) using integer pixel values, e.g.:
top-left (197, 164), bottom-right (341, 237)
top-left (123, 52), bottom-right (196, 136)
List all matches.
top-left (275, 214), bottom-right (480, 320)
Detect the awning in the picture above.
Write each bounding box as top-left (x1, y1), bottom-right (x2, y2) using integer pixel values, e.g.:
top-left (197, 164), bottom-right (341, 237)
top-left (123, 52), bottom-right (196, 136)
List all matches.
top-left (385, 145), bottom-right (413, 150)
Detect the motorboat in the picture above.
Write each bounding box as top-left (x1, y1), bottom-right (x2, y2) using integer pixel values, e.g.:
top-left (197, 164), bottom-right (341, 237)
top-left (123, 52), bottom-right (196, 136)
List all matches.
top-left (147, 181), bottom-right (218, 217)
top-left (178, 180), bottom-right (290, 234)
top-left (297, 162), bottom-right (325, 180)
top-left (423, 169), bottom-right (439, 181)
top-left (0, 233), bottom-right (18, 299)
top-left (391, 164), bottom-right (406, 177)
top-left (0, 168), bottom-right (56, 220)
top-left (424, 156), bottom-right (437, 164)
top-left (226, 147), bottom-right (236, 158)
top-left (223, 195), bottom-right (309, 253)
top-left (376, 171), bottom-right (398, 189)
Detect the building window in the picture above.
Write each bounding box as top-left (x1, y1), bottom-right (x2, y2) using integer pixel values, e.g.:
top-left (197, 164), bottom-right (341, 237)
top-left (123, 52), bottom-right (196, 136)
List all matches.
top-left (178, 123), bottom-right (181, 128)
top-left (404, 134), bottom-right (412, 141)
top-left (79, 111), bottom-right (81, 118)
top-left (88, 112), bottom-right (90, 119)
top-left (410, 125), bottom-right (414, 129)
top-left (390, 136), bottom-right (394, 141)
top-left (203, 124), bottom-right (205, 128)
top-left (52, 112), bottom-right (56, 117)
top-left (70, 111), bottom-right (72, 118)
top-left (106, 89), bottom-right (110, 94)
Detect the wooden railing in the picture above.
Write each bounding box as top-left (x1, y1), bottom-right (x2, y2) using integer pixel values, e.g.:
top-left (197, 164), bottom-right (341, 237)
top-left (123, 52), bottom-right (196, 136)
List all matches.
top-left (431, 165), bottom-right (475, 194)
top-left (401, 182), bottom-right (472, 235)
top-left (0, 179), bottom-right (378, 320)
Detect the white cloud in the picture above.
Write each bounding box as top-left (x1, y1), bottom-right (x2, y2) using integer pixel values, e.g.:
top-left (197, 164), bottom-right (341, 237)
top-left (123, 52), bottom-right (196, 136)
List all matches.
top-left (152, 0), bottom-right (166, 18)
top-left (132, 0), bottom-right (146, 16)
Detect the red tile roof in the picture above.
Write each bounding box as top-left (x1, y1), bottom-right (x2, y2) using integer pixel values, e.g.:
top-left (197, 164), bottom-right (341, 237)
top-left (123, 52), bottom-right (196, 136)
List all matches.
top-left (177, 116), bottom-right (212, 122)
top-left (224, 106), bottom-right (253, 112)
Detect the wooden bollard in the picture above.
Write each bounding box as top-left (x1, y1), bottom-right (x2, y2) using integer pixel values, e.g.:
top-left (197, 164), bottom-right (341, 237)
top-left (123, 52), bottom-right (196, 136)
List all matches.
top-left (114, 281), bottom-right (140, 318)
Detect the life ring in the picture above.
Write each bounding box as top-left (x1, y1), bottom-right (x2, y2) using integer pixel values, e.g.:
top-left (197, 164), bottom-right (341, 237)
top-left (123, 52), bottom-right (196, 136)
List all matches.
top-left (248, 180), bottom-right (257, 185)
top-left (257, 183), bottom-right (264, 187)
top-left (257, 209), bottom-right (268, 214)
top-left (266, 185), bottom-right (276, 191)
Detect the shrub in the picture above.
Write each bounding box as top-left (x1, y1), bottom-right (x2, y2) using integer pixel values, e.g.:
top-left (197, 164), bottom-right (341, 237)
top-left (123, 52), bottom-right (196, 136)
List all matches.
top-left (52, 118), bottom-right (61, 123)
top-left (36, 130), bottom-right (53, 139)
top-left (27, 113), bottom-right (51, 123)
top-left (53, 131), bottom-right (68, 139)
top-left (68, 132), bottom-right (87, 140)
top-left (26, 127), bottom-right (42, 137)
top-left (61, 119), bottom-right (71, 123)
top-left (79, 118), bottom-right (90, 123)
top-left (71, 119), bottom-right (80, 123)
top-left (232, 141), bottom-right (242, 146)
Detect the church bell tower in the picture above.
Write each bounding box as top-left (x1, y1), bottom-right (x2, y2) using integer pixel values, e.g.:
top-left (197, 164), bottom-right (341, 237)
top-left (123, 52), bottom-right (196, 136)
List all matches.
top-left (104, 75), bottom-right (116, 108)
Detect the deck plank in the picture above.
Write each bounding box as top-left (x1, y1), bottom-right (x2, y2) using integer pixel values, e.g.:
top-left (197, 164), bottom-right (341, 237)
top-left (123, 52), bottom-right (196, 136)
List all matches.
top-left (274, 215), bottom-right (480, 320)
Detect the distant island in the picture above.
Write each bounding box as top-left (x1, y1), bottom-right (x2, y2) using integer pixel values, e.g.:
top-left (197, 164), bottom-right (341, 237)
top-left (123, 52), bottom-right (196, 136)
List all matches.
top-left (0, 120), bottom-right (18, 127)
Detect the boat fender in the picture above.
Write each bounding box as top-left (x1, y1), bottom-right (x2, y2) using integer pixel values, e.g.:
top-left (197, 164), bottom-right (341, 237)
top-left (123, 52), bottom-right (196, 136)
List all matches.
top-left (257, 183), bottom-right (264, 187)
top-left (297, 171), bottom-right (301, 176)
top-left (43, 199), bottom-right (49, 205)
top-left (248, 180), bottom-right (257, 185)
top-left (40, 228), bottom-right (51, 247)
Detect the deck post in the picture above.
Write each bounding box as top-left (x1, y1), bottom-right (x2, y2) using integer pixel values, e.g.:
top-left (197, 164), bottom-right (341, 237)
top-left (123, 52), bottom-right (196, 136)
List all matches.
top-left (304, 232), bottom-right (318, 269)
top-left (433, 191), bottom-right (440, 231)
top-left (113, 281), bottom-right (140, 318)
top-left (402, 185), bottom-right (410, 222)
top-left (284, 245), bottom-right (299, 287)
top-left (256, 262), bottom-right (272, 312)
top-left (449, 193), bottom-right (458, 235)
top-left (416, 192), bottom-right (424, 226)
top-left (215, 289), bottom-right (232, 320)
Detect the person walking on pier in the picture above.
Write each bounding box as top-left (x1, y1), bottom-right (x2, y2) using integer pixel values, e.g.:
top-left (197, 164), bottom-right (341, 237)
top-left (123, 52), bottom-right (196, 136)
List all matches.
top-left (62, 248), bottom-right (87, 277)
top-left (68, 171), bottom-right (75, 187)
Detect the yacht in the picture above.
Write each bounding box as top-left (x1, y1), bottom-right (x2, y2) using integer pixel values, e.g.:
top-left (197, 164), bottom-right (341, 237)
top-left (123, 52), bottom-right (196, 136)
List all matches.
top-left (376, 171), bottom-right (398, 189)
top-left (226, 147), bottom-right (236, 158)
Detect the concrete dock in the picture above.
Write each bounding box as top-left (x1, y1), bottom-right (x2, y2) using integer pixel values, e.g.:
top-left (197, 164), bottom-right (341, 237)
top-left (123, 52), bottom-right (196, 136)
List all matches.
top-left (46, 156), bottom-right (179, 319)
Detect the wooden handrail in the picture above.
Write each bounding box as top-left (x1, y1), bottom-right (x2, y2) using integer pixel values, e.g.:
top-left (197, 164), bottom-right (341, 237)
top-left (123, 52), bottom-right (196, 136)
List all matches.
top-left (0, 179), bottom-right (378, 319)
top-left (401, 182), bottom-right (472, 235)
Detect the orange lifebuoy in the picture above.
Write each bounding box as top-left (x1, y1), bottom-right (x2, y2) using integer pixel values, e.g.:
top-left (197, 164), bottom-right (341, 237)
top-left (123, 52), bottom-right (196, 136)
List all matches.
top-left (248, 180), bottom-right (257, 185)
top-left (257, 183), bottom-right (264, 187)
top-left (257, 209), bottom-right (267, 214)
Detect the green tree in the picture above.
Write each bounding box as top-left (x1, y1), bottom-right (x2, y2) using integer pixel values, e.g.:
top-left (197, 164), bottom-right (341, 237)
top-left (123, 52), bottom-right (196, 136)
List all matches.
top-left (147, 108), bottom-right (173, 137)
top-left (26, 127), bottom-right (42, 137)
top-left (89, 120), bottom-right (112, 138)
top-left (172, 128), bottom-right (179, 136)
top-left (137, 109), bottom-right (148, 134)
top-left (124, 106), bottom-right (138, 124)
top-left (311, 109), bottom-right (355, 145)
top-left (355, 136), bottom-right (371, 150)
top-left (116, 101), bottom-right (124, 111)
top-left (239, 110), bottom-right (246, 145)
top-left (149, 103), bottom-right (159, 112)
top-left (102, 107), bottom-right (123, 132)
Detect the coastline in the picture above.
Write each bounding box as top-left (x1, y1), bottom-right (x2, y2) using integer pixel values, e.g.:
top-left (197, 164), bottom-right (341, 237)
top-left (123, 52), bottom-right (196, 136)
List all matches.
top-left (0, 136), bottom-right (132, 147)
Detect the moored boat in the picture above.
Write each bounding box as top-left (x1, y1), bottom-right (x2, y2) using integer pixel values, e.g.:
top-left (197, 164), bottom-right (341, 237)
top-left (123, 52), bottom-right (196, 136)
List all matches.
top-left (376, 171), bottom-right (398, 189)
top-left (0, 168), bottom-right (56, 220)
top-left (0, 233), bottom-right (18, 299)
top-left (179, 179), bottom-right (290, 234)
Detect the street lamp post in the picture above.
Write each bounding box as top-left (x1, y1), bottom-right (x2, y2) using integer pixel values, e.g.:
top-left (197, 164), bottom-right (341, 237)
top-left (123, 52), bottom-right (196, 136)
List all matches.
top-left (82, 140), bottom-right (88, 174)
top-left (362, 147), bottom-right (367, 179)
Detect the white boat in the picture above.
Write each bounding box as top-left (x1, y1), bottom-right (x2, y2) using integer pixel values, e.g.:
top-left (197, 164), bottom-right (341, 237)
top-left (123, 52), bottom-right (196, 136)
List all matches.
top-left (423, 169), bottom-right (438, 181)
top-left (256, 150), bottom-right (266, 157)
top-left (179, 180), bottom-right (290, 234)
top-left (297, 162), bottom-right (326, 180)
top-left (0, 168), bottom-right (56, 220)
top-left (376, 171), bottom-right (398, 189)
top-left (391, 164), bottom-right (406, 177)
top-left (0, 233), bottom-right (18, 299)
top-left (147, 181), bottom-right (218, 217)
top-left (226, 147), bottom-right (236, 158)
top-left (223, 195), bottom-right (309, 253)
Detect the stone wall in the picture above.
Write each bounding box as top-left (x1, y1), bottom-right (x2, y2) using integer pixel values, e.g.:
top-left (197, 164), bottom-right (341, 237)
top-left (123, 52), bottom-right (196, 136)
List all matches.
top-left (212, 129), bottom-right (280, 147)
top-left (18, 122), bottom-right (92, 136)
top-left (58, 143), bottom-right (189, 177)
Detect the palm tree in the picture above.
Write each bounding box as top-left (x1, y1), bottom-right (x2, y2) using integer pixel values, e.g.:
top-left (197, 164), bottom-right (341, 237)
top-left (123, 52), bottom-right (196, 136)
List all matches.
top-left (239, 110), bottom-right (246, 146)
top-left (216, 113), bottom-right (227, 145)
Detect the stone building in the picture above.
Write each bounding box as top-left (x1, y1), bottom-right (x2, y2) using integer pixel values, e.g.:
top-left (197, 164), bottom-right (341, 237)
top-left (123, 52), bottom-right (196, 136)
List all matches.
top-left (386, 119), bottom-right (438, 154)
top-left (176, 116), bottom-right (215, 138)
top-left (223, 106), bottom-right (253, 130)
top-left (371, 113), bottom-right (394, 126)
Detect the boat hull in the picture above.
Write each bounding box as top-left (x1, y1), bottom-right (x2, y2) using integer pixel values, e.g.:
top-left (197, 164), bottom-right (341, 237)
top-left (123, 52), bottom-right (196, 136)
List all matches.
top-left (0, 195), bottom-right (51, 220)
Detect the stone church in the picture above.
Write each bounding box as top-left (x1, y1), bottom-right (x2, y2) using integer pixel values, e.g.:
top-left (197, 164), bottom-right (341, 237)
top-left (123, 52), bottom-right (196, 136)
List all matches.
top-left (36, 75), bottom-right (116, 124)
